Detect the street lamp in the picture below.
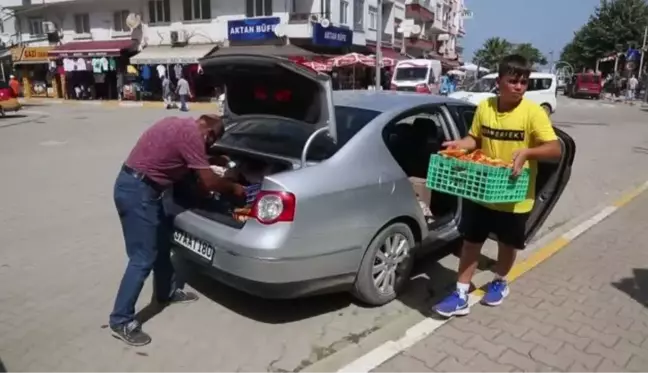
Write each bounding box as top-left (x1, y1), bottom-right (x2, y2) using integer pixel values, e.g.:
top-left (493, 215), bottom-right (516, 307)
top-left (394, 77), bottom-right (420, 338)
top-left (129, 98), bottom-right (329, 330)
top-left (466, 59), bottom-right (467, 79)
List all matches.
top-left (375, 0), bottom-right (383, 89)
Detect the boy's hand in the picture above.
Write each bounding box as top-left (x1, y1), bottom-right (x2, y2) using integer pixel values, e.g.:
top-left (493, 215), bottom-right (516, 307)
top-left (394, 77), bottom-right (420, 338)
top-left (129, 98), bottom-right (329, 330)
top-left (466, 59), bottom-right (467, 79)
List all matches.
top-left (442, 137), bottom-right (477, 151)
top-left (511, 149), bottom-right (529, 177)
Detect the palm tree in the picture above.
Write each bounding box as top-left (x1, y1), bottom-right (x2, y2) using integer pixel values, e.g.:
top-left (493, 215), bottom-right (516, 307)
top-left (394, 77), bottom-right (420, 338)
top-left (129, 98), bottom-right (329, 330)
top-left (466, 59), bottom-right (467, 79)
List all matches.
top-left (473, 37), bottom-right (513, 70)
top-left (512, 43), bottom-right (548, 66)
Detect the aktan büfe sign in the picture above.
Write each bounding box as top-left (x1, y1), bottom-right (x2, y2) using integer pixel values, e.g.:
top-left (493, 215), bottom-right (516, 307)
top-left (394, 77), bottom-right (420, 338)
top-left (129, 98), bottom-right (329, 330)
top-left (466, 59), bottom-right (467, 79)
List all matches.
top-left (11, 46), bottom-right (53, 63)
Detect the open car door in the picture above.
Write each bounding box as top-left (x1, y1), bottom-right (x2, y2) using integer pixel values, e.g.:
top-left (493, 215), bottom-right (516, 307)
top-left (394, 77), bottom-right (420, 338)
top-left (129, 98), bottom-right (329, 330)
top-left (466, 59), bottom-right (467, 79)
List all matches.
top-left (199, 53), bottom-right (338, 143)
top-left (524, 127), bottom-right (576, 243)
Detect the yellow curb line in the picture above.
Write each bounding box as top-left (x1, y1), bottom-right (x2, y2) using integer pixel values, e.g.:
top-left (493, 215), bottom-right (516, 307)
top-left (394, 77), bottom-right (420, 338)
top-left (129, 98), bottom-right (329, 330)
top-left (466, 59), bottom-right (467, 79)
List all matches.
top-left (337, 180), bottom-right (648, 373)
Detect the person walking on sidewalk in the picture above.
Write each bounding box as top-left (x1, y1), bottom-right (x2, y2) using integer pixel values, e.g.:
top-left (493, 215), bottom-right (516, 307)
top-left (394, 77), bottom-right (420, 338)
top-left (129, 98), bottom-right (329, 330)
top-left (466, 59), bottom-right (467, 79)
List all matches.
top-left (433, 54), bottom-right (562, 318)
top-left (176, 76), bottom-right (191, 112)
top-left (109, 114), bottom-right (246, 346)
top-left (627, 74), bottom-right (639, 104)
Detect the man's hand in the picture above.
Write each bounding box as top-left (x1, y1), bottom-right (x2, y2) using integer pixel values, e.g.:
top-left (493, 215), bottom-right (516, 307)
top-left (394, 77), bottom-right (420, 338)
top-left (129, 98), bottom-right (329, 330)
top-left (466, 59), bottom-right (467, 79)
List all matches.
top-left (511, 149), bottom-right (529, 177)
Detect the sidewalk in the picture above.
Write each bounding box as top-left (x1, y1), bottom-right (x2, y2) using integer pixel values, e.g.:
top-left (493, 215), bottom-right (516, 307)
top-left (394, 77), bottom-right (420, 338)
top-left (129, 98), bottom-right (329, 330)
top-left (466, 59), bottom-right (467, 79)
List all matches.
top-left (18, 97), bottom-right (220, 111)
top-left (373, 191), bottom-right (648, 372)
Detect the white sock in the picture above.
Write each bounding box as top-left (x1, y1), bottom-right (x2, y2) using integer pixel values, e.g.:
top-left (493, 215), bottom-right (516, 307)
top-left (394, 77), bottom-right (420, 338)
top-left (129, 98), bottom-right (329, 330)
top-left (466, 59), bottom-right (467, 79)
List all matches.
top-left (456, 282), bottom-right (470, 298)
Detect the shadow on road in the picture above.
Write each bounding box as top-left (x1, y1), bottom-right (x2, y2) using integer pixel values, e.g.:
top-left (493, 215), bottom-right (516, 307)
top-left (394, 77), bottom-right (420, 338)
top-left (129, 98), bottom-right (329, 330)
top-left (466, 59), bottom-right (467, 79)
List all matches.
top-left (0, 114), bottom-right (28, 120)
top-left (0, 356), bottom-right (7, 372)
top-left (632, 146), bottom-right (648, 155)
top-left (553, 121), bottom-right (609, 128)
top-left (611, 268), bottom-right (648, 308)
top-left (167, 242), bottom-right (496, 324)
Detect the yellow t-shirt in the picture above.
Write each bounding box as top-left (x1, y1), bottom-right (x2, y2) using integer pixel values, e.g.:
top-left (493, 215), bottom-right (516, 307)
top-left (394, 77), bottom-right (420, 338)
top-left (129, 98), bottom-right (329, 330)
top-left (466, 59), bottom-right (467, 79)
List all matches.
top-left (469, 97), bottom-right (558, 213)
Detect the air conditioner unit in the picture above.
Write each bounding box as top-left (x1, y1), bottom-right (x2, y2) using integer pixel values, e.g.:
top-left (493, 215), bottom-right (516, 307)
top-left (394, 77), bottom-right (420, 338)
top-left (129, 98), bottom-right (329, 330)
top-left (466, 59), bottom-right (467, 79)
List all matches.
top-left (171, 30), bottom-right (186, 44)
top-left (42, 21), bottom-right (57, 33)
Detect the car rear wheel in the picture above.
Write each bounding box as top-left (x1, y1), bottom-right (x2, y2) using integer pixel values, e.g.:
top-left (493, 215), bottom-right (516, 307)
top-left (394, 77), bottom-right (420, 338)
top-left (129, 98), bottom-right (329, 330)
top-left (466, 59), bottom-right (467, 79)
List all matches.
top-left (353, 223), bottom-right (415, 306)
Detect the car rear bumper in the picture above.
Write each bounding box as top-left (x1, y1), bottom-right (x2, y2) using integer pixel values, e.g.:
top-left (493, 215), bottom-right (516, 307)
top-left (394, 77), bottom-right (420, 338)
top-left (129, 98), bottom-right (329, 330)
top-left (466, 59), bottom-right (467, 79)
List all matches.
top-left (172, 210), bottom-right (362, 298)
top-left (0, 101), bottom-right (21, 112)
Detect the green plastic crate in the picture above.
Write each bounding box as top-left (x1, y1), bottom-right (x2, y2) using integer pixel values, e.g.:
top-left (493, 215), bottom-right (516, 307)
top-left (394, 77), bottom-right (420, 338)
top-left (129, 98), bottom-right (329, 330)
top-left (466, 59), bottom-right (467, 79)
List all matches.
top-left (426, 154), bottom-right (530, 204)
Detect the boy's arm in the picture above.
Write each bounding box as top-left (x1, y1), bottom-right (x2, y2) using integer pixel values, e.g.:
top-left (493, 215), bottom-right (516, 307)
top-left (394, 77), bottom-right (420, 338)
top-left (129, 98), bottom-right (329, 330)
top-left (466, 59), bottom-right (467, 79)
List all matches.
top-left (511, 107), bottom-right (561, 175)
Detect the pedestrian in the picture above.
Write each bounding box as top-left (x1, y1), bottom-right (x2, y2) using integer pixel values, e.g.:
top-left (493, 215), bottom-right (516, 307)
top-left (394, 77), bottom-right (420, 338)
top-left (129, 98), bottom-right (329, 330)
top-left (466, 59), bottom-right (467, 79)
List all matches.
top-left (109, 114), bottom-right (246, 346)
top-left (176, 76), bottom-right (191, 112)
top-left (627, 74), bottom-right (639, 103)
top-left (8, 75), bottom-right (20, 97)
top-left (433, 54), bottom-right (562, 317)
top-left (162, 75), bottom-right (173, 109)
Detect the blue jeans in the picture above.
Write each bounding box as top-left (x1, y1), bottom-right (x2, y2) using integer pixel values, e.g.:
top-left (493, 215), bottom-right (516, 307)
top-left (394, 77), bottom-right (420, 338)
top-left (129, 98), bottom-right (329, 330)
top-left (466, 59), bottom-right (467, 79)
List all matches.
top-left (109, 169), bottom-right (176, 327)
top-left (179, 94), bottom-right (188, 111)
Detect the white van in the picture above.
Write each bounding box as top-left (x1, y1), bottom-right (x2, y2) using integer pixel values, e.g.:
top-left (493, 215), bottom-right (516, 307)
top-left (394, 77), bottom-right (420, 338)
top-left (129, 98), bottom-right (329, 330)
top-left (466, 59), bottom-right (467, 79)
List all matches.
top-left (449, 72), bottom-right (558, 114)
top-left (390, 59), bottom-right (443, 94)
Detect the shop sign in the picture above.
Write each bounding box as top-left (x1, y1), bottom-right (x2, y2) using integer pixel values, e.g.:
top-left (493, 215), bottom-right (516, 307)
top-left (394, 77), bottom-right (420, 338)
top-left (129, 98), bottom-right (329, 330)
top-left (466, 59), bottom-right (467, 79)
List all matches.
top-left (312, 23), bottom-right (352, 48)
top-left (12, 46), bottom-right (53, 63)
top-left (228, 17), bottom-right (281, 42)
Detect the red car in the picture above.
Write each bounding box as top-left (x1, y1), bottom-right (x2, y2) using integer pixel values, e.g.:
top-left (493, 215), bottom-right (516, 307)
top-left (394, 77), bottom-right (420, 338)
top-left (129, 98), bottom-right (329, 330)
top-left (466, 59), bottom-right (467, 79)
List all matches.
top-left (565, 73), bottom-right (602, 99)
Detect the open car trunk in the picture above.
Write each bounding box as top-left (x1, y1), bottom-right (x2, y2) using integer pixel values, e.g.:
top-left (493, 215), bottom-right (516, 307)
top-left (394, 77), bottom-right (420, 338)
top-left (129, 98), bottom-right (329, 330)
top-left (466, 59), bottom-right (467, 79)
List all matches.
top-left (173, 146), bottom-right (294, 228)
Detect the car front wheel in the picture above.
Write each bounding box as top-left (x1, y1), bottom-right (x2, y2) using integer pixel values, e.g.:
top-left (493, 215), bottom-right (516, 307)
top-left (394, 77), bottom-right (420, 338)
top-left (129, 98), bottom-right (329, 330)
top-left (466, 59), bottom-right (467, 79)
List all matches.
top-left (353, 223), bottom-right (415, 306)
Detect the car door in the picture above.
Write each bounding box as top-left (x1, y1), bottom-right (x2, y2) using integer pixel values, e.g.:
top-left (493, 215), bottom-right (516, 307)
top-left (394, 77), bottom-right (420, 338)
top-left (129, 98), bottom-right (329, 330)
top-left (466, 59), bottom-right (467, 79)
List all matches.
top-left (200, 54), bottom-right (338, 143)
top-left (446, 104), bottom-right (576, 244)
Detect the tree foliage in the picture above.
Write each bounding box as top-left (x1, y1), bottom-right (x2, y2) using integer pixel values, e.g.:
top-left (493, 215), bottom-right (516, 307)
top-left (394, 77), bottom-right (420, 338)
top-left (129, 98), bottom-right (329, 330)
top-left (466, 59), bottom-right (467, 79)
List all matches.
top-left (560, 0), bottom-right (648, 70)
top-left (473, 37), bottom-right (547, 69)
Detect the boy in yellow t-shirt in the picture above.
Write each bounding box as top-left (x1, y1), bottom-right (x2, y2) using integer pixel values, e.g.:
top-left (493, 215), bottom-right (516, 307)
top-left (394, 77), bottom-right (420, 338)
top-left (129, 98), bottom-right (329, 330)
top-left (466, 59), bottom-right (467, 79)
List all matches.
top-left (434, 54), bottom-right (561, 317)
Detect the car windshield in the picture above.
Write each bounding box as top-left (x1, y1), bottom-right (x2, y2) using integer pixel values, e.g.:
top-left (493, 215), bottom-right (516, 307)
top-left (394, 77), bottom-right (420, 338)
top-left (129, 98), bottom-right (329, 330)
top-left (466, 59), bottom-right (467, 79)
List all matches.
top-left (467, 78), bottom-right (496, 92)
top-left (394, 67), bottom-right (428, 81)
top-left (218, 106), bottom-right (381, 161)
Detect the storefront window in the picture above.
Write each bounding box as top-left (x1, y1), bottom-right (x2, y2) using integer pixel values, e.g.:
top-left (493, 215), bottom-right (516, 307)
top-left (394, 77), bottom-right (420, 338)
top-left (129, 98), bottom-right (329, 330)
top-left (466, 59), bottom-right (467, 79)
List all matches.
top-left (113, 10), bottom-right (129, 32)
top-left (353, 0), bottom-right (364, 31)
top-left (74, 13), bottom-right (90, 34)
top-left (28, 17), bottom-right (44, 36)
top-left (245, 0), bottom-right (272, 17)
top-left (148, 0), bottom-right (171, 24)
top-left (183, 0), bottom-right (212, 21)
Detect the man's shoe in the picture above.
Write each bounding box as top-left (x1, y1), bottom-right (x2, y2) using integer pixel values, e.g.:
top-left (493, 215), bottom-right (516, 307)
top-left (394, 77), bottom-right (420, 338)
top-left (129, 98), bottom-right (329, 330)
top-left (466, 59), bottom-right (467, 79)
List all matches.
top-left (481, 279), bottom-right (510, 306)
top-left (159, 289), bottom-right (199, 305)
top-left (110, 320), bottom-right (151, 347)
top-left (433, 291), bottom-right (470, 318)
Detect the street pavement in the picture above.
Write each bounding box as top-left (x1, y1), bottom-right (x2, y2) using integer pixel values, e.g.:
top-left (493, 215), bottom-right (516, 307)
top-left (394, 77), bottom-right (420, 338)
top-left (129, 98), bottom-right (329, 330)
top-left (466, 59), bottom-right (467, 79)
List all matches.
top-left (0, 97), bottom-right (647, 371)
top-left (373, 188), bottom-right (648, 372)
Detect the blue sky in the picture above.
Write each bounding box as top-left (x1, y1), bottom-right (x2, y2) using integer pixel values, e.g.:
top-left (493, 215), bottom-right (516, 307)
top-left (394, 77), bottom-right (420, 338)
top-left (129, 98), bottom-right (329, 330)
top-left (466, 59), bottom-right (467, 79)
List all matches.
top-left (462, 0), bottom-right (601, 64)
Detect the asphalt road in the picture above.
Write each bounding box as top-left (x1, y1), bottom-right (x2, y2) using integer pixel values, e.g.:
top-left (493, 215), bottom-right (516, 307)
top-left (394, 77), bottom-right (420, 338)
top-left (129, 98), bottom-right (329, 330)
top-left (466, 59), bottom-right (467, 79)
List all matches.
top-left (0, 97), bottom-right (647, 371)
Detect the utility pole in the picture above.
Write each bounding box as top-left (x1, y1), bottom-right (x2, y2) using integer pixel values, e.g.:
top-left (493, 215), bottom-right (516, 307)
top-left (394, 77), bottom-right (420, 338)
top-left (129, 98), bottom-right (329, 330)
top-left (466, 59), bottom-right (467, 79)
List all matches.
top-left (548, 51), bottom-right (554, 73)
top-left (638, 25), bottom-right (647, 76)
top-left (375, 0), bottom-right (383, 89)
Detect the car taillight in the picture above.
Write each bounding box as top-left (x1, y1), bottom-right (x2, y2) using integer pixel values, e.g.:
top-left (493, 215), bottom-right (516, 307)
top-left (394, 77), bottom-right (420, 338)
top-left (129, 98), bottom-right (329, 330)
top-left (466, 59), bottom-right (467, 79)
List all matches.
top-left (249, 191), bottom-right (296, 224)
top-left (415, 84), bottom-right (430, 93)
top-left (390, 84), bottom-right (397, 90)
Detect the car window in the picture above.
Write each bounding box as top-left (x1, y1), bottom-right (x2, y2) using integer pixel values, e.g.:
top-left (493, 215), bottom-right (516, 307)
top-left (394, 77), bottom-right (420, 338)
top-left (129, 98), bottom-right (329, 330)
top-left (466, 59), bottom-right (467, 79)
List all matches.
top-left (218, 106), bottom-right (380, 161)
top-left (0, 81), bottom-right (9, 89)
top-left (527, 78), bottom-right (553, 91)
top-left (447, 105), bottom-right (475, 136)
top-left (394, 67), bottom-right (428, 81)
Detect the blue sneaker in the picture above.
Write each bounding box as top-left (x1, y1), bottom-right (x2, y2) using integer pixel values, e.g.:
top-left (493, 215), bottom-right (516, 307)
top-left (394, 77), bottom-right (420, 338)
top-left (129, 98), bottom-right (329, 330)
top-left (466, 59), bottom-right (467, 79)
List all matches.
top-left (481, 279), bottom-right (510, 306)
top-left (433, 291), bottom-right (469, 318)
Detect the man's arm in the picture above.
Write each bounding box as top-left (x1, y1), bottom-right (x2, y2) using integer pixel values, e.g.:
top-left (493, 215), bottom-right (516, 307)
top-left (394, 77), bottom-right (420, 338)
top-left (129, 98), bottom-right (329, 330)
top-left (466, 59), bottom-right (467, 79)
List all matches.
top-left (195, 169), bottom-right (244, 196)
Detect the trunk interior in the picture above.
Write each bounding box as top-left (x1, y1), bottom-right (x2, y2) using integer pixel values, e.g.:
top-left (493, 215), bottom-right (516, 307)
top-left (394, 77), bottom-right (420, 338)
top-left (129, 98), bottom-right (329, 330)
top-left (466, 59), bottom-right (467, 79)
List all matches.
top-left (172, 146), bottom-right (294, 228)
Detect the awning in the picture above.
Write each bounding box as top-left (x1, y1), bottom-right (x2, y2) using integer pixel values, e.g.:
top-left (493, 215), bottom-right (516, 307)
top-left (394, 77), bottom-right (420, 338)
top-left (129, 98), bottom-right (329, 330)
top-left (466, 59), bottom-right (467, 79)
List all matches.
top-left (205, 44), bottom-right (316, 58)
top-left (130, 44), bottom-right (217, 65)
top-left (49, 40), bottom-right (135, 58)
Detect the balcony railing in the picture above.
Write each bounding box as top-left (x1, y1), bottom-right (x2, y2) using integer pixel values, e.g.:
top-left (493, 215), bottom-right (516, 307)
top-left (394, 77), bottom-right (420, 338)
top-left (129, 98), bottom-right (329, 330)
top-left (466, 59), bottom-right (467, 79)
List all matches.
top-left (288, 12), bottom-right (331, 24)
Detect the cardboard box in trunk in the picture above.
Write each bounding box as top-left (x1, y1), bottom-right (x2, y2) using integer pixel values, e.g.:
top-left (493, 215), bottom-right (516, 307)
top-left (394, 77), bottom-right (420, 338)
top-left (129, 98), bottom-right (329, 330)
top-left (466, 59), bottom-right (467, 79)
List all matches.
top-left (409, 177), bottom-right (433, 217)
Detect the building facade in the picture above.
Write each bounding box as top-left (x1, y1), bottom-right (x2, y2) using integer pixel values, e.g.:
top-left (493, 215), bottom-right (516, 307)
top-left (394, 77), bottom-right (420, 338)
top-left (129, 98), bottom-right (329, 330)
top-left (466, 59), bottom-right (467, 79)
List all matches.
top-left (2, 0), bottom-right (466, 98)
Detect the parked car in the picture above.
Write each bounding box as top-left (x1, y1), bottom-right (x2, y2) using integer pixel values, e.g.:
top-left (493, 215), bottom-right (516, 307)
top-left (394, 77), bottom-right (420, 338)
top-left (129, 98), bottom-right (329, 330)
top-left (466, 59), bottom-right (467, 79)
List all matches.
top-left (565, 73), bottom-right (602, 99)
top-left (449, 72), bottom-right (558, 115)
top-left (0, 81), bottom-right (21, 116)
top-left (170, 54), bottom-right (576, 306)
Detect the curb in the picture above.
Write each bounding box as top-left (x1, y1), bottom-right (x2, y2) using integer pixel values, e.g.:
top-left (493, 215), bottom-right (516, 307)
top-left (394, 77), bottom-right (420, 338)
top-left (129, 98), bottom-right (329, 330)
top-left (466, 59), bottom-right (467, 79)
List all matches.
top-left (304, 180), bottom-right (648, 373)
top-left (18, 98), bottom-right (220, 111)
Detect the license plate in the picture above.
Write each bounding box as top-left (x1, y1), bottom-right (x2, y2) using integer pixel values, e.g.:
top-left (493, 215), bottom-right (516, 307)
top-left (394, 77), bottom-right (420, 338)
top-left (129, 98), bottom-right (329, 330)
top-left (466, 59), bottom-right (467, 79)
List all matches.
top-left (173, 230), bottom-right (214, 261)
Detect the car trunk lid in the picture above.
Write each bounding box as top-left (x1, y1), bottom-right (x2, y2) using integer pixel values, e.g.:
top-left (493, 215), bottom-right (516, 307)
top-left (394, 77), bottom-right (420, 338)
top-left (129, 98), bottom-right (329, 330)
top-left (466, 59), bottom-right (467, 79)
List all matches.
top-left (200, 53), bottom-right (338, 143)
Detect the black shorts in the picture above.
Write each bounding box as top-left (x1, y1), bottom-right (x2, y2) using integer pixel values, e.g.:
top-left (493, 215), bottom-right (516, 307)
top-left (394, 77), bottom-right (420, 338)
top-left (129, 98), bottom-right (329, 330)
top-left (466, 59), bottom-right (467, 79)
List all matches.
top-left (459, 200), bottom-right (530, 249)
